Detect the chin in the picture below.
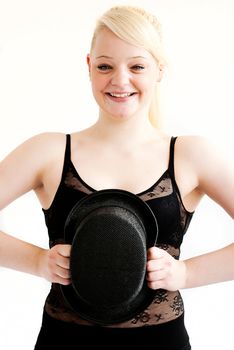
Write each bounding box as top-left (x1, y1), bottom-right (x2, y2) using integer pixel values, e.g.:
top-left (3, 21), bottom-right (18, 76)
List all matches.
top-left (109, 112), bottom-right (136, 122)
top-left (107, 107), bottom-right (139, 120)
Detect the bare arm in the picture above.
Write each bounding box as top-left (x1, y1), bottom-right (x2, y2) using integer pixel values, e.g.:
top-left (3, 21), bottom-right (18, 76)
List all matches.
top-left (0, 133), bottom-right (71, 284)
top-left (147, 136), bottom-right (234, 290)
top-left (0, 230), bottom-right (71, 284)
top-left (182, 136), bottom-right (234, 288)
top-left (0, 231), bottom-right (45, 276)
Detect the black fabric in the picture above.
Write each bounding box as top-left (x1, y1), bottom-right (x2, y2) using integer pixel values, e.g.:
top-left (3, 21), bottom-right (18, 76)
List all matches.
top-left (41, 134), bottom-right (194, 332)
top-left (61, 189), bottom-right (158, 325)
top-left (42, 136), bottom-right (193, 250)
top-left (35, 310), bottom-right (191, 350)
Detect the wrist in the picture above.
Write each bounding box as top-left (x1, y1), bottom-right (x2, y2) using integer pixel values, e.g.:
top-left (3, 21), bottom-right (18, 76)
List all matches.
top-left (178, 260), bottom-right (187, 289)
top-left (36, 248), bottom-right (48, 279)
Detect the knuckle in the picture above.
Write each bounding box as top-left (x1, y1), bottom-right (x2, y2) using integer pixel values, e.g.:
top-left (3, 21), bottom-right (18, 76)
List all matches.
top-left (147, 271), bottom-right (153, 281)
top-left (165, 259), bottom-right (172, 269)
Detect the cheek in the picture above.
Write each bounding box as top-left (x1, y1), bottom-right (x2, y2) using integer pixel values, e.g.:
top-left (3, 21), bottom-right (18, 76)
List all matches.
top-left (135, 71), bottom-right (156, 89)
top-left (91, 73), bottom-right (108, 92)
top-left (138, 77), bottom-right (156, 94)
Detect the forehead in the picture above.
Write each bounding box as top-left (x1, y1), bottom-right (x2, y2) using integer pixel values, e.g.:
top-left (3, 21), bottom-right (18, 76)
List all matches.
top-left (91, 28), bottom-right (153, 61)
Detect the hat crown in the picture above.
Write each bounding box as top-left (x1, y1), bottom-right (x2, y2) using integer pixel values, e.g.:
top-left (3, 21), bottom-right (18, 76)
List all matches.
top-left (61, 189), bottom-right (158, 325)
top-left (70, 206), bottom-right (147, 307)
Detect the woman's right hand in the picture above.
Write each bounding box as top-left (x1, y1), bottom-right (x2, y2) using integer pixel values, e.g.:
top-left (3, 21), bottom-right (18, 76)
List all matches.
top-left (38, 244), bottom-right (71, 285)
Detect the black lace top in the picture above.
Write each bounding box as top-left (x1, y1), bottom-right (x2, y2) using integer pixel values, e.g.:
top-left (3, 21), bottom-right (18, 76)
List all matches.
top-left (42, 134), bottom-right (194, 328)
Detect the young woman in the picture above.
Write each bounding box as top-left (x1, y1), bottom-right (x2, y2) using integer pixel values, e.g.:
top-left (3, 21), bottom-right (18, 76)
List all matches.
top-left (0, 5), bottom-right (233, 349)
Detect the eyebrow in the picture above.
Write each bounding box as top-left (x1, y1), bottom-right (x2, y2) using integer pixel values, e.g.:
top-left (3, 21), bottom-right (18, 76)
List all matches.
top-left (95, 55), bottom-right (147, 60)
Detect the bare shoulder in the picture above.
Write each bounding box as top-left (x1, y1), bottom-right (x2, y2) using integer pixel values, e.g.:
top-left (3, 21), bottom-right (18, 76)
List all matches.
top-left (0, 132), bottom-right (67, 210)
top-left (15, 131), bottom-right (66, 155)
top-left (0, 132), bottom-right (66, 158)
top-left (176, 134), bottom-right (232, 170)
top-left (176, 134), bottom-right (216, 157)
top-left (176, 134), bottom-right (234, 217)
top-left (0, 131), bottom-right (67, 178)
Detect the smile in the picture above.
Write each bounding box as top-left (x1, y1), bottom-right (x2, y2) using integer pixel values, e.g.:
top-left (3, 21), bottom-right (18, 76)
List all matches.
top-left (106, 92), bottom-right (136, 98)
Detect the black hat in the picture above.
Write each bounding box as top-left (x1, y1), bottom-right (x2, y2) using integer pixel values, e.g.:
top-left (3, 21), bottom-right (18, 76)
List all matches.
top-left (61, 189), bottom-right (158, 325)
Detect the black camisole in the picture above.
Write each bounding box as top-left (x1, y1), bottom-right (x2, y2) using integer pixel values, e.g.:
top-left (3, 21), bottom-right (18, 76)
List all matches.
top-left (42, 134), bottom-right (194, 328)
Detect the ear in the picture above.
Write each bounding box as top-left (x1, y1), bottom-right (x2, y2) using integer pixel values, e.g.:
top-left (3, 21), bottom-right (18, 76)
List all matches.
top-left (87, 54), bottom-right (91, 79)
top-left (86, 53), bottom-right (90, 66)
top-left (86, 54), bottom-right (91, 69)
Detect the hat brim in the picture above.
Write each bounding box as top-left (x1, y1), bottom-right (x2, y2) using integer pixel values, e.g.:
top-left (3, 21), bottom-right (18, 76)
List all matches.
top-left (61, 189), bottom-right (158, 325)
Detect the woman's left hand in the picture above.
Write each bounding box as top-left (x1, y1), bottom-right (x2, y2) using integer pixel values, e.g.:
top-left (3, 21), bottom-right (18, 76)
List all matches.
top-left (146, 247), bottom-right (187, 291)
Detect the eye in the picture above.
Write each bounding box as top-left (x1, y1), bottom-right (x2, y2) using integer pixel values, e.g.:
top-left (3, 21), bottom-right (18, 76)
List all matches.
top-left (97, 64), bottom-right (112, 71)
top-left (131, 65), bottom-right (145, 71)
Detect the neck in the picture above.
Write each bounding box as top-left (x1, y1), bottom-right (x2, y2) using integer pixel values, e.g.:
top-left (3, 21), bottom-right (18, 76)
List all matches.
top-left (89, 112), bottom-right (160, 149)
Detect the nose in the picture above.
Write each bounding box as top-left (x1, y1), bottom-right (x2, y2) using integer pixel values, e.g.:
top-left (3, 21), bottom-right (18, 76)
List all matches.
top-left (110, 67), bottom-right (130, 86)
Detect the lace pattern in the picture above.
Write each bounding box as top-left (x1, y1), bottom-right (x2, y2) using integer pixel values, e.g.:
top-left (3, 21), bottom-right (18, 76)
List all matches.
top-left (45, 284), bottom-right (184, 328)
top-left (64, 166), bottom-right (93, 194)
top-left (45, 243), bottom-right (184, 327)
top-left (44, 163), bottom-right (191, 327)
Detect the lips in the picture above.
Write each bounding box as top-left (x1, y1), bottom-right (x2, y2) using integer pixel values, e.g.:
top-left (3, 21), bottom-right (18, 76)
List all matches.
top-left (107, 92), bottom-right (136, 98)
top-left (105, 92), bottom-right (137, 102)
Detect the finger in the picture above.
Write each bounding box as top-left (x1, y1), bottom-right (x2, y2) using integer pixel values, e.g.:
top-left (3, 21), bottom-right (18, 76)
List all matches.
top-left (147, 258), bottom-right (164, 272)
top-left (57, 244), bottom-right (71, 258)
top-left (49, 245), bottom-right (70, 267)
top-left (147, 246), bottom-right (164, 260)
top-left (54, 253), bottom-right (70, 270)
top-left (54, 264), bottom-right (71, 279)
top-left (51, 272), bottom-right (71, 286)
top-left (59, 278), bottom-right (71, 286)
top-left (147, 279), bottom-right (165, 290)
top-left (147, 269), bottom-right (167, 282)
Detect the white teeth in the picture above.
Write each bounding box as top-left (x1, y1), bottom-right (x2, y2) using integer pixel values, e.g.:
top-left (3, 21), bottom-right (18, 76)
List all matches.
top-left (109, 92), bottom-right (132, 98)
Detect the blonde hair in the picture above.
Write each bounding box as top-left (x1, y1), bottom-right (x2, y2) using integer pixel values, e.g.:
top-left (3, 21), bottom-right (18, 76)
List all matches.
top-left (90, 6), bottom-right (167, 128)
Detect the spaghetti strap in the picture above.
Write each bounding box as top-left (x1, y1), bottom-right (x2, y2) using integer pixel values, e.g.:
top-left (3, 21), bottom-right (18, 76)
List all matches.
top-left (61, 134), bottom-right (71, 181)
top-left (64, 134), bottom-right (71, 164)
top-left (168, 136), bottom-right (178, 181)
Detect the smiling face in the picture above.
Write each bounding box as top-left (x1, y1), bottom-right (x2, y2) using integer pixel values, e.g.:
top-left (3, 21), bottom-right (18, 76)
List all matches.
top-left (87, 28), bottom-right (161, 123)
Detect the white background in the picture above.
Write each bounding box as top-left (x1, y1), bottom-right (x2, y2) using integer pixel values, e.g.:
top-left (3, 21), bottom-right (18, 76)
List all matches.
top-left (0, 0), bottom-right (233, 349)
